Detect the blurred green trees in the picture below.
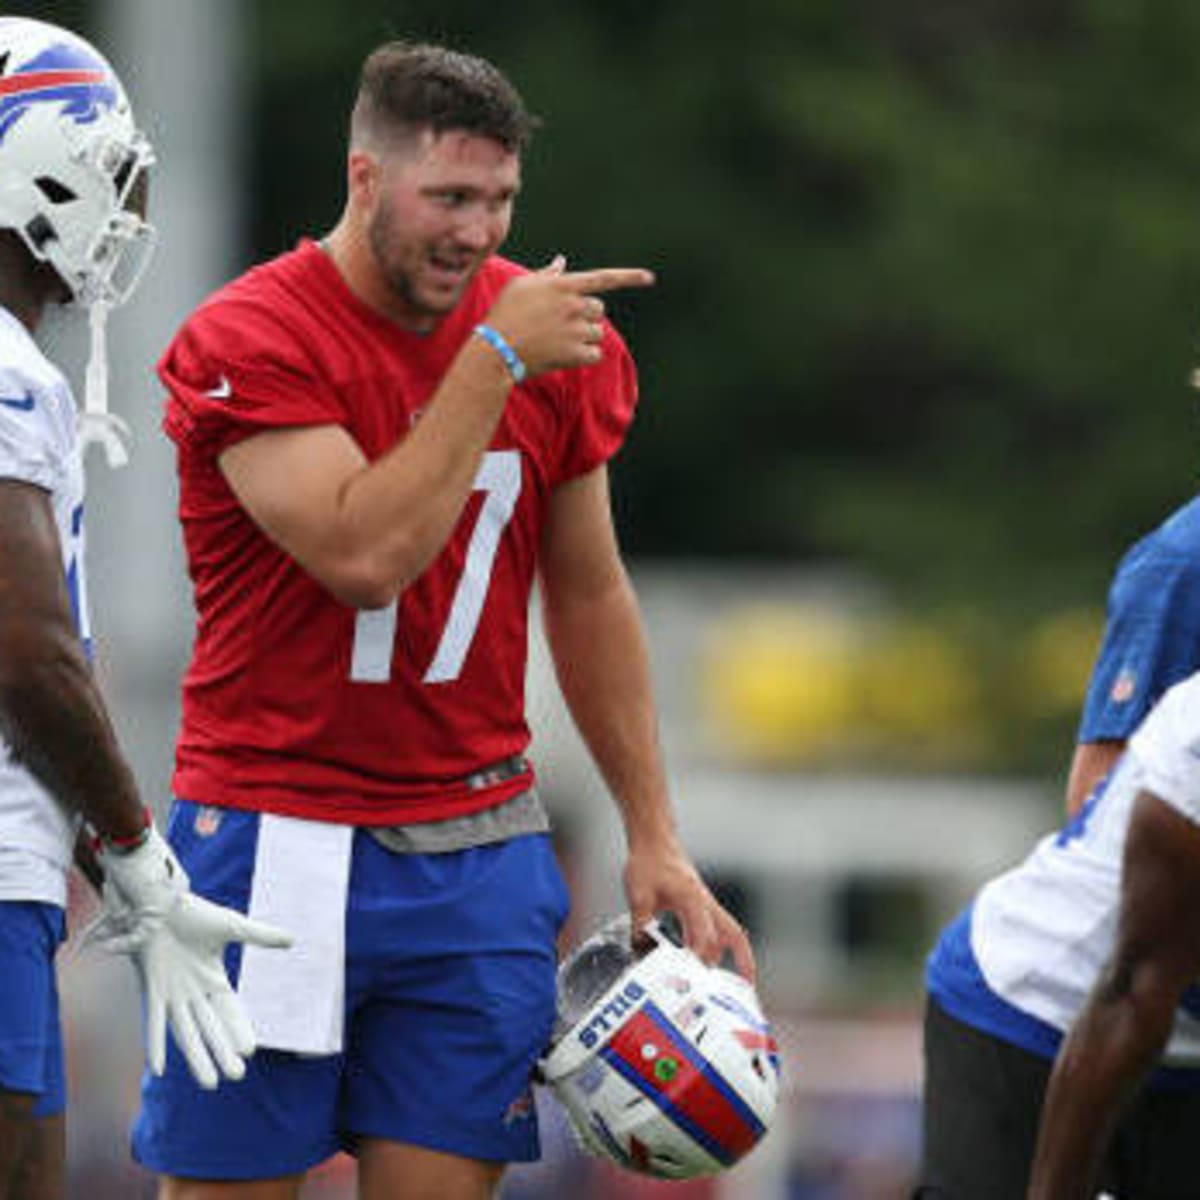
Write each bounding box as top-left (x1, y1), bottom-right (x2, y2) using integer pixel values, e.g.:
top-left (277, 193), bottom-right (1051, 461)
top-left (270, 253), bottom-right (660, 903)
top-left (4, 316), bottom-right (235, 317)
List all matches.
top-left (19, 0), bottom-right (1197, 769)
top-left (240, 0), bottom-right (1200, 772)
top-left (20, 0), bottom-right (1200, 613)
top-left (249, 0), bottom-right (1200, 620)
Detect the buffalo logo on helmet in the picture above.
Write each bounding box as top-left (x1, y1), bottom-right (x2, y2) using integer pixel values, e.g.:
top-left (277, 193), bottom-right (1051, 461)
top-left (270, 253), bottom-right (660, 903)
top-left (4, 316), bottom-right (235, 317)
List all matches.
top-left (0, 38), bottom-right (118, 145)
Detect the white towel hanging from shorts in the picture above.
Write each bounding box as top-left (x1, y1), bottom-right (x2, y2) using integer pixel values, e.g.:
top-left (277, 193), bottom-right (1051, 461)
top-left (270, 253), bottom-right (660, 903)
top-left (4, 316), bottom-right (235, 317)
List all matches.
top-left (236, 813), bottom-right (354, 1055)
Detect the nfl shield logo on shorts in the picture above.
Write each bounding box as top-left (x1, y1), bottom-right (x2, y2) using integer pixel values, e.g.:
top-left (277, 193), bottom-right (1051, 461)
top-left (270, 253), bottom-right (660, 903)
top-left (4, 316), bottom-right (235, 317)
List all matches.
top-left (194, 806), bottom-right (223, 837)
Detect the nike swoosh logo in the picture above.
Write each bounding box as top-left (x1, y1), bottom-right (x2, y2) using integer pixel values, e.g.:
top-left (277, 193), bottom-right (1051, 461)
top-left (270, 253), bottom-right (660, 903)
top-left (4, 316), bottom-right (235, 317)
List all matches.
top-left (0, 392), bottom-right (35, 411)
top-left (204, 376), bottom-right (232, 399)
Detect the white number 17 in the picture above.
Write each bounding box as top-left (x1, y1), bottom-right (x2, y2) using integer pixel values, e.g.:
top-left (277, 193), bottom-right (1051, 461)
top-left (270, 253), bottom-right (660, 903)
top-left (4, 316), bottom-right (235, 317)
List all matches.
top-left (349, 450), bottom-right (522, 685)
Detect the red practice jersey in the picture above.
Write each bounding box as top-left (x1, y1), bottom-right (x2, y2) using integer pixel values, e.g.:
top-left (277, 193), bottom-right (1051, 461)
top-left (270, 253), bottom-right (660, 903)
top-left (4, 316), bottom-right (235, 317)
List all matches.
top-left (162, 241), bottom-right (638, 824)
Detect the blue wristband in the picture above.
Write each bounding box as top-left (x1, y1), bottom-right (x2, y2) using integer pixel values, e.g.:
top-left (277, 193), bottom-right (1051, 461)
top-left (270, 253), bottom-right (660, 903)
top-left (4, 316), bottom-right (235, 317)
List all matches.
top-left (472, 323), bottom-right (527, 384)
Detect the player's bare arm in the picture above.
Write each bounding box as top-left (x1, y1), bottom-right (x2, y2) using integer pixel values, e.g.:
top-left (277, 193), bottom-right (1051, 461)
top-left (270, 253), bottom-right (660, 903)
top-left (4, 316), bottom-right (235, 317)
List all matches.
top-left (537, 466), bottom-right (755, 981)
top-left (1028, 789), bottom-right (1200, 1199)
top-left (0, 479), bottom-right (143, 843)
top-left (218, 263), bottom-right (654, 609)
top-left (1065, 738), bottom-right (1126, 817)
top-left (0, 479), bottom-right (289, 1091)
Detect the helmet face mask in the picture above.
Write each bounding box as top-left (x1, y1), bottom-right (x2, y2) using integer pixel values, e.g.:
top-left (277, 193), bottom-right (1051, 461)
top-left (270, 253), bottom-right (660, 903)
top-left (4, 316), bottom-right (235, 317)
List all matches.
top-left (554, 915), bottom-right (640, 1034)
top-left (540, 915), bottom-right (781, 1180)
top-left (0, 16), bottom-right (156, 308)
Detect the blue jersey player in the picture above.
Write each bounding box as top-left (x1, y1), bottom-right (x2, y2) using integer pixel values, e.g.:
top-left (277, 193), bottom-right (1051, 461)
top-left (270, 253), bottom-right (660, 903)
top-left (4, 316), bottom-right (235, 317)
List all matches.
top-left (1066, 496), bottom-right (1200, 815)
top-left (0, 17), bottom-right (288, 1198)
top-left (916, 493), bottom-right (1200, 1197)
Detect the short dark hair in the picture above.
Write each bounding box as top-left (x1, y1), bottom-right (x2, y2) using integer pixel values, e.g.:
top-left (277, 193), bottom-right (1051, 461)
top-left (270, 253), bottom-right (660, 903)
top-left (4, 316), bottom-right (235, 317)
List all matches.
top-left (351, 42), bottom-right (539, 155)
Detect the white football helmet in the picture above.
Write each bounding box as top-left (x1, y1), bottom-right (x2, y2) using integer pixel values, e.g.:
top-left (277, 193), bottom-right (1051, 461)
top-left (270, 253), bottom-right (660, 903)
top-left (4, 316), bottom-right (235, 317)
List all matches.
top-left (539, 915), bottom-right (780, 1179)
top-left (0, 16), bottom-right (155, 307)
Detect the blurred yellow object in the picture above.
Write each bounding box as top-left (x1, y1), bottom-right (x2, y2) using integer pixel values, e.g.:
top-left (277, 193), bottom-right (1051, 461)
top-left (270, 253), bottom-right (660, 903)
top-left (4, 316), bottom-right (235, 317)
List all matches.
top-left (700, 602), bottom-right (1103, 770)
top-left (860, 622), bottom-right (982, 752)
top-left (1018, 607), bottom-right (1103, 718)
top-left (700, 607), bottom-right (860, 764)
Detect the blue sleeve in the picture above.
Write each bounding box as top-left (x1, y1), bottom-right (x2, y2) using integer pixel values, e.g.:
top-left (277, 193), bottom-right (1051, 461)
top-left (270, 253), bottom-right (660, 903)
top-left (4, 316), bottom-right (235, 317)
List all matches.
top-left (1077, 549), bottom-right (1200, 741)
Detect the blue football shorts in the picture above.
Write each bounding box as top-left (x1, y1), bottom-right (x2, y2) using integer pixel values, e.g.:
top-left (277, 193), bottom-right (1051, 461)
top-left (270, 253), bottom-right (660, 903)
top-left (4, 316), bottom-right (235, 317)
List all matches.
top-left (0, 901), bottom-right (66, 1118)
top-left (132, 801), bottom-right (570, 1180)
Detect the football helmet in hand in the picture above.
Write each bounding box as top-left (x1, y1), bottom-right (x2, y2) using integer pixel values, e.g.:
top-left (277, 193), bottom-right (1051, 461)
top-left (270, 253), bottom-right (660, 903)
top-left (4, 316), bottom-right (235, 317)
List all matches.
top-left (539, 914), bottom-right (780, 1179)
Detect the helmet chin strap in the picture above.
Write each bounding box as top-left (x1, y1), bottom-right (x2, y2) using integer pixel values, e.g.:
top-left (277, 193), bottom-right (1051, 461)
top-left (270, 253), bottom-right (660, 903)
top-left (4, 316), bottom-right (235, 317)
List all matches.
top-left (79, 299), bottom-right (131, 469)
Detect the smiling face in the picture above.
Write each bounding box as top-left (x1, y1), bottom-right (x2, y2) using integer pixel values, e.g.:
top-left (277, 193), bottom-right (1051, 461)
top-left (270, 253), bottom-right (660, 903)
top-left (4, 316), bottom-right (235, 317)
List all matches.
top-left (356, 128), bottom-right (520, 331)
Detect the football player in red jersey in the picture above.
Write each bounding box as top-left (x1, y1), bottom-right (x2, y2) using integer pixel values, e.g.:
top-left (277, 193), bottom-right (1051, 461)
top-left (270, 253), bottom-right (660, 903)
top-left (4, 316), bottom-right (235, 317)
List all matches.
top-left (134, 40), bottom-right (754, 1200)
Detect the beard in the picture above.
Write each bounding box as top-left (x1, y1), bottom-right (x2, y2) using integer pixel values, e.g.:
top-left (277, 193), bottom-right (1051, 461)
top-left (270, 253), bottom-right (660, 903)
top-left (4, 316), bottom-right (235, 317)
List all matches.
top-left (367, 202), bottom-right (470, 321)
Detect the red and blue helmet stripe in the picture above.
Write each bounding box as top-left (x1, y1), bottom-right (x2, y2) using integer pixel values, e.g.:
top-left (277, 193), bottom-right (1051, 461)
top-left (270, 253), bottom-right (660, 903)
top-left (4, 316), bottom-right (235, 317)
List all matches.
top-left (599, 1000), bottom-right (767, 1167)
top-left (734, 1027), bottom-right (782, 1078)
top-left (710, 991), bottom-right (782, 1078)
top-left (0, 39), bottom-right (117, 143)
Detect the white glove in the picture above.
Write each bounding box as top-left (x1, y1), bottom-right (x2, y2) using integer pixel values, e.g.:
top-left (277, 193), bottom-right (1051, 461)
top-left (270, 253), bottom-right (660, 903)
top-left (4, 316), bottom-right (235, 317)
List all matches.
top-left (94, 826), bottom-right (293, 1089)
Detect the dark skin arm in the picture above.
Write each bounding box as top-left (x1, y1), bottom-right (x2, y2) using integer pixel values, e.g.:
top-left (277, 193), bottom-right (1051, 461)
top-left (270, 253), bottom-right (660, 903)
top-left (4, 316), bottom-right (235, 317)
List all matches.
top-left (0, 480), bottom-right (144, 845)
top-left (72, 829), bottom-right (104, 892)
top-left (1027, 789), bottom-right (1200, 1199)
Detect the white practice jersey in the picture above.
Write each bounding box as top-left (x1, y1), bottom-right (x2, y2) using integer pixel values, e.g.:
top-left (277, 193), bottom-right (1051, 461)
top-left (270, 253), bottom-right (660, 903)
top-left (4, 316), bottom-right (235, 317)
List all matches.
top-left (929, 669), bottom-right (1200, 1069)
top-left (0, 305), bottom-right (89, 907)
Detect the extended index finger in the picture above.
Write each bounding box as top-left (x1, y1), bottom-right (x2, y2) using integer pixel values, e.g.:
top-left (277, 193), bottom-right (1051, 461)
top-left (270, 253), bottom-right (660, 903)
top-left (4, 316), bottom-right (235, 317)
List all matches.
top-left (194, 897), bottom-right (294, 949)
top-left (225, 912), bottom-right (294, 950)
top-left (561, 267), bottom-right (656, 295)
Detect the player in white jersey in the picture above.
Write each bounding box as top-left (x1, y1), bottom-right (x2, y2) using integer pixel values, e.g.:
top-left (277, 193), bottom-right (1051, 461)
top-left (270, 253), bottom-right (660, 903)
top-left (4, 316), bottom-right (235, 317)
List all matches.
top-left (0, 18), bottom-right (289, 1199)
top-left (917, 671), bottom-right (1200, 1198)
